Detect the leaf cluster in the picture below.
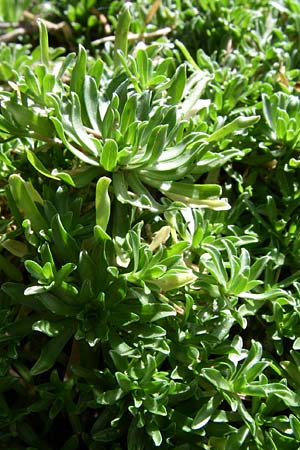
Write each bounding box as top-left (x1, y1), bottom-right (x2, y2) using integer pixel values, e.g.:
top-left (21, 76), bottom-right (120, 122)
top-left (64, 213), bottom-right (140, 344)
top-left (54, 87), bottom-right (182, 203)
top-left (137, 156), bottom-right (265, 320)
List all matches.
top-left (1, 1), bottom-right (300, 449)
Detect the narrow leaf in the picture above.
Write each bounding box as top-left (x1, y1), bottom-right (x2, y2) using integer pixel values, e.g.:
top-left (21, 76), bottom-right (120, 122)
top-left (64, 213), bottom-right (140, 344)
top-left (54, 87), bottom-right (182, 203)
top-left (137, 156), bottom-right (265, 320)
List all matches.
top-left (37, 19), bottom-right (49, 67)
top-left (95, 177), bottom-right (111, 231)
top-left (31, 328), bottom-right (73, 375)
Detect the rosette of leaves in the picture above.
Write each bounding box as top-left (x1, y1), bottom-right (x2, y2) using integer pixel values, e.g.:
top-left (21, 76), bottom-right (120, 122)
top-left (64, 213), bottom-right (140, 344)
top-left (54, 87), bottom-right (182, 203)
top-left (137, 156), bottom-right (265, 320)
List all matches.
top-left (262, 92), bottom-right (300, 154)
top-left (0, 14), bottom-right (260, 214)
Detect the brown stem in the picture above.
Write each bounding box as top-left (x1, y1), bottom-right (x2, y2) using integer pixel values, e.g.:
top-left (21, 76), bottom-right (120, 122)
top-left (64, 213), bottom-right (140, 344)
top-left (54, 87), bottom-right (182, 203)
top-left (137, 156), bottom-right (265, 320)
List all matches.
top-left (92, 26), bottom-right (173, 46)
top-left (146, 0), bottom-right (162, 24)
top-left (0, 11), bottom-right (73, 44)
top-left (84, 126), bottom-right (102, 139)
top-left (0, 27), bottom-right (26, 43)
top-left (0, 21), bottom-right (19, 28)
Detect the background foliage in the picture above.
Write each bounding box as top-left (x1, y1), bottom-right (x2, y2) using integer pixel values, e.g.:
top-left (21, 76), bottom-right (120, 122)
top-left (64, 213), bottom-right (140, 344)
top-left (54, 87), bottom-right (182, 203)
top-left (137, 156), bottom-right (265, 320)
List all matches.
top-left (1, 0), bottom-right (300, 449)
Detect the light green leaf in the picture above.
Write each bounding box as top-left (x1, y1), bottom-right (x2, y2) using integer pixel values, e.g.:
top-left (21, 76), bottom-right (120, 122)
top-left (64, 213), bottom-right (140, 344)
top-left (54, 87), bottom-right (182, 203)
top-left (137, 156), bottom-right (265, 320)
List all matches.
top-left (207, 116), bottom-right (260, 143)
top-left (168, 64), bottom-right (186, 104)
top-left (9, 174), bottom-right (48, 233)
top-left (95, 176), bottom-right (111, 231)
top-left (114, 3), bottom-right (131, 68)
top-left (100, 139), bottom-right (118, 171)
top-left (37, 19), bottom-right (49, 67)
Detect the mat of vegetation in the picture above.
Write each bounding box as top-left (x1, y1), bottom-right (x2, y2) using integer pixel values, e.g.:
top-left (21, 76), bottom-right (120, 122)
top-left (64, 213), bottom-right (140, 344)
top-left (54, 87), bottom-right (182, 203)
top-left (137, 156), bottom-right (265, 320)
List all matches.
top-left (1, 0), bottom-right (300, 449)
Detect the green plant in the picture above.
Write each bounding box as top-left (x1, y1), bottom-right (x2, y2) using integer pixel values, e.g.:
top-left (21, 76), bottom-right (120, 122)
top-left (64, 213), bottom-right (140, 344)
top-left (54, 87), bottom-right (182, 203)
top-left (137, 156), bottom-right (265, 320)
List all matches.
top-left (2, 1), bottom-right (300, 449)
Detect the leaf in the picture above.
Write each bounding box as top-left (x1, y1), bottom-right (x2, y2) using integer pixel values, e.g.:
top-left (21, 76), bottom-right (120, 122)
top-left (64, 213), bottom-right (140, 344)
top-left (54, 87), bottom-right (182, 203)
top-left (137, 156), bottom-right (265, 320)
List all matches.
top-left (95, 388), bottom-right (125, 405)
top-left (146, 421), bottom-right (162, 447)
top-left (136, 48), bottom-right (151, 88)
top-left (95, 177), bottom-right (111, 231)
top-left (207, 116), bottom-right (260, 142)
top-left (140, 303), bottom-right (176, 322)
top-left (120, 94), bottom-right (138, 135)
top-left (70, 44), bottom-right (87, 96)
top-left (69, 92), bottom-right (99, 157)
top-left (38, 292), bottom-right (79, 316)
top-left (114, 3), bottom-right (131, 68)
top-left (168, 64), bottom-right (186, 104)
top-left (83, 75), bottom-right (102, 132)
top-left (24, 66), bottom-right (41, 97)
top-left (149, 269), bottom-right (197, 292)
top-left (201, 244), bottom-right (228, 288)
top-left (127, 419), bottom-right (145, 450)
top-left (31, 328), bottom-right (73, 375)
top-left (140, 125), bottom-right (168, 168)
top-left (9, 174), bottom-right (48, 233)
top-left (100, 139), bottom-right (118, 171)
top-left (175, 40), bottom-right (199, 69)
top-left (290, 415), bottom-right (300, 440)
top-left (115, 372), bottom-right (134, 392)
top-left (32, 319), bottom-right (72, 337)
top-left (5, 101), bottom-right (55, 139)
top-left (92, 428), bottom-right (121, 443)
top-left (233, 340), bottom-right (263, 384)
top-left (24, 260), bottom-right (44, 279)
top-left (51, 214), bottom-right (79, 264)
top-left (25, 149), bottom-right (61, 181)
top-left (201, 368), bottom-right (232, 392)
top-left (140, 354), bottom-right (157, 386)
top-left (192, 395), bottom-right (222, 429)
top-left (144, 395), bottom-right (167, 416)
top-left (37, 19), bottom-right (49, 67)
top-left (51, 117), bottom-right (98, 166)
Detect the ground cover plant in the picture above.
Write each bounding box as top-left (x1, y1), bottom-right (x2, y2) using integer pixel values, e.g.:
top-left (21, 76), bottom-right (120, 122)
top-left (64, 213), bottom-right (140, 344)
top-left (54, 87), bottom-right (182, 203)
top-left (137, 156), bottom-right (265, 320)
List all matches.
top-left (2, 0), bottom-right (300, 449)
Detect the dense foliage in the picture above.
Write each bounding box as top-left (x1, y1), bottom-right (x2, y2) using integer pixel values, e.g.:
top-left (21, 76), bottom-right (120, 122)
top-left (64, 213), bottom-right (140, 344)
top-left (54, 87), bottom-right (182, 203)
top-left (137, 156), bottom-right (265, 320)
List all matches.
top-left (1, 1), bottom-right (300, 449)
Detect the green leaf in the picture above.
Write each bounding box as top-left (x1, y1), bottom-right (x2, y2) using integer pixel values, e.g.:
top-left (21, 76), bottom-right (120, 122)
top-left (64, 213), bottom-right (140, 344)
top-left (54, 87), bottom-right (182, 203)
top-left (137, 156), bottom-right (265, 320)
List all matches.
top-left (136, 48), bottom-right (151, 88)
top-left (83, 75), bottom-right (102, 132)
top-left (140, 303), bottom-right (176, 322)
top-left (5, 101), bottom-right (55, 139)
top-left (24, 260), bottom-right (44, 279)
top-left (290, 415), bottom-right (300, 440)
top-left (175, 40), bottom-right (199, 69)
top-left (140, 354), bottom-right (157, 386)
top-left (149, 269), bottom-right (197, 292)
top-left (201, 244), bottom-right (228, 288)
top-left (95, 177), bottom-right (111, 231)
top-left (25, 149), bottom-right (61, 181)
top-left (146, 421), bottom-right (162, 447)
top-left (31, 328), bottom-right (73, 375)
top-left (192, 395), bottom-right (222, 429)
top-left (144, 395), bottom-right (167, 416)
top-left (115, 372), bottom-right (135, 392)
top-left (207, 116), bottom-right (260, 143)
top-left (95, 388), bottom-right (125, 405)
top-left (114, 3), bottom-right (131, 68)
top-left (32, 319), bottom-right (72, 337)
top-left (92, 428), bottom-right (121, 442)
top-left (137, 125), bottom-right (168, 168)
top-left (168, 64), bottom-right (186, 104)
top-left (120, 94), bottom-right (138, 135)
top-left (201, 368), bottom-right (232, 392)
top-left (70, 44), bottom-right (87, 96)
top-left (37, 19), bottom-right (49, 67)
top-left (38, 292), bottom-right (79, 316)
top-left (24, 66), bottom-right (41, 97)
top-left (100, 139), bottom-right (118, 171)
top-left (51, 117), bottom-right (99, 165)
top-left (51, 214), bottom-right (79, 264)
top-left (9, 174), bottom-right (48, 233)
